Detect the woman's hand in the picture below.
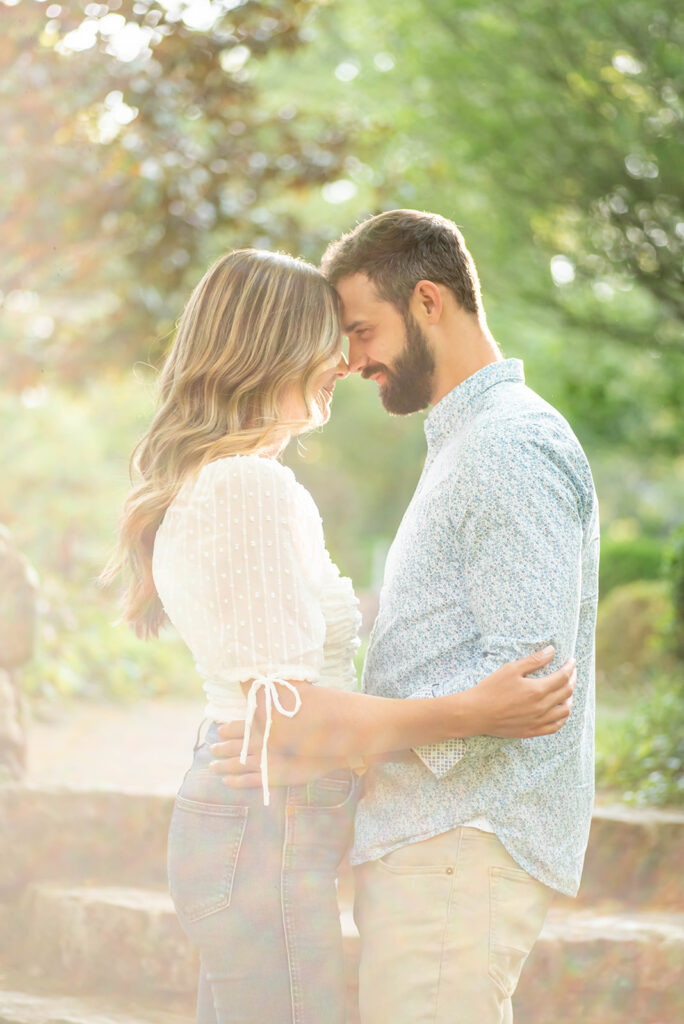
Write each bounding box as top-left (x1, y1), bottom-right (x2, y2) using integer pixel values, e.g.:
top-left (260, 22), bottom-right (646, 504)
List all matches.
top-left (462, 647), bottom-right (576, 738)
top-left (209, 745), bottom-right (346, 789)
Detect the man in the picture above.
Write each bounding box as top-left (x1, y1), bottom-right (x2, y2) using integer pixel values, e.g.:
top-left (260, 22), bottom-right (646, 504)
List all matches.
top-left (215, 210), bottom-right (599, 1022)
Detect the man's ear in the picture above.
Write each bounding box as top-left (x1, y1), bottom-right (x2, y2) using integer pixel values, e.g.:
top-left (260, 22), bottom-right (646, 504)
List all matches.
top-left (411, 280), bottom-right (443, 323)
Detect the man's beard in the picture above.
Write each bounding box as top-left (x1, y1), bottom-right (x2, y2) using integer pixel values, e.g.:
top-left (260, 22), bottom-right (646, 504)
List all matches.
top-left (363, 313), bottom-right (435, 415)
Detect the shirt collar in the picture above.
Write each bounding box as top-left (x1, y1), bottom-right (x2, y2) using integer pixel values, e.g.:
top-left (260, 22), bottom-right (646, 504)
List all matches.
top-left (424, 358), bottom-right (525, 451)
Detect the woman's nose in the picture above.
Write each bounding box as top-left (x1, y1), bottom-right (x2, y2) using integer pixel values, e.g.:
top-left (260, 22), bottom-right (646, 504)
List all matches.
top-left (336, 352), bottom-right (350, 379)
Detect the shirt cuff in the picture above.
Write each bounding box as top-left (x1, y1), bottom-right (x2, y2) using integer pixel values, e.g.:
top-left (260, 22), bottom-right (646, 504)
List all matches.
top-left (413, 738), bottom-right (467, 777)
top-left (406, 685), bottom-right (468, 778)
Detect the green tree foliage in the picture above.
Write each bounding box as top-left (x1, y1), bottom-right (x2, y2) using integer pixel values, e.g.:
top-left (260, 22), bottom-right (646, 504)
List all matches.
top-left (3, 0), bottom-right (682, 453)
top-left (260, 0), bottom-right (683, 453)
top-left (419, 1), bottom-right (683, 314)
top-left (349, 0), bottom-right (683, 321)
top-left (1, 0), bottom-right (350, 386)
top-left (0, 376), bottom-right (198, 701)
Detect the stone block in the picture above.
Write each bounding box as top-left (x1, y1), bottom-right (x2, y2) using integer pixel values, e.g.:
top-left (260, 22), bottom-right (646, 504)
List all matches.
top-left (16, 885), bottom-right (197, 1001)
top-left (0, 787), bottom-right (173, 893)
top-left (517, 908), bottom-right (684, 1023)
top-left (576, 804), bottom-right (684, 909)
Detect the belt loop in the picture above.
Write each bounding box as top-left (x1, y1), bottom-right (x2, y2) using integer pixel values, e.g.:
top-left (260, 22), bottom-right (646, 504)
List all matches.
top-left (193, 717), bottom-right (211, 752)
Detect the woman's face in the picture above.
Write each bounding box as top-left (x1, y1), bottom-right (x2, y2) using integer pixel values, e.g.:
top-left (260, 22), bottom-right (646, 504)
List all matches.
top-left (282, 349), bottom-right (349, 424)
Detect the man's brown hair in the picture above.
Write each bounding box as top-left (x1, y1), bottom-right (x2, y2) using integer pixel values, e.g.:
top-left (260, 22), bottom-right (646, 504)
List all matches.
top-left (320, 209), bottom-right (483, 316)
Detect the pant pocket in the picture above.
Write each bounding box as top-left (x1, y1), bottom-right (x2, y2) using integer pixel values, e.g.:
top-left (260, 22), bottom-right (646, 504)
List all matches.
top-left (488, 865), bottom-right (552, 998)
top-left (167, 795), bottom-right (248, 925)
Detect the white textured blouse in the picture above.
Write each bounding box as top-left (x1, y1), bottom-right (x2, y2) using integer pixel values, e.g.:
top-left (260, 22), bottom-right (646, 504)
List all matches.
top-left (152, 454), bottom-right (361, 801)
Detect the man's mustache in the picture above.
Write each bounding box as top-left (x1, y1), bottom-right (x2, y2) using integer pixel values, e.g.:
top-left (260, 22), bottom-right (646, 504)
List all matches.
top-left (361, 364), bottom-right (389, 380)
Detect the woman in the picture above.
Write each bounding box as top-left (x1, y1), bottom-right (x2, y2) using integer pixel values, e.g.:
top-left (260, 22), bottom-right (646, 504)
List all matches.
top-left (104, 249), bottom-right (575, 1024)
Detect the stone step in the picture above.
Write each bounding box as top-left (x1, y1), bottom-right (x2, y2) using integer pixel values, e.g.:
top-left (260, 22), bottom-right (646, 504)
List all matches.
top-left (9, 885), bottom-right (197, 1002)
top-left (1, 786), bottom-right (682, 907)
top-left (576, 803), bottom-right (684, 909)
top-left (13, 884), bottom-right (684, 1023)
top-left (0, 988), bottom-right (191, 1024)
top-left (0, 786), bottom-right (174, 893)
top-left (516, 907), bottom-right (684, 1023)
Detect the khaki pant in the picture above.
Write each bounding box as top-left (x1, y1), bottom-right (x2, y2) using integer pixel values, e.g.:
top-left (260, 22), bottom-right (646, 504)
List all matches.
top-left (354, 827), bottom-right (553, 1024)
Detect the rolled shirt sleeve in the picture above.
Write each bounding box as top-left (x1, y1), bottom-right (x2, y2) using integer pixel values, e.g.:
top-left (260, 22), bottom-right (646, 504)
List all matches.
top-left (411, 430), bottom-right (586, 777)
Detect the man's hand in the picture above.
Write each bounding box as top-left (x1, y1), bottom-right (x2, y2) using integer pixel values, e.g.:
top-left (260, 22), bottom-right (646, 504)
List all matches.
top-left (464, 648), bottom-right (577, 738)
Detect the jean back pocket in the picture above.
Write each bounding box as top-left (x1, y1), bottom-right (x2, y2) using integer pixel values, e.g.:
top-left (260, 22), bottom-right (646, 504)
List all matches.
top-left (167, 795), bottom-right (248, 924)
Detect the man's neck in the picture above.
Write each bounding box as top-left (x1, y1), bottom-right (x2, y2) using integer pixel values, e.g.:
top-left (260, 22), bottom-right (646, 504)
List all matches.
top-left (430, 319), bottom-right (503, 407)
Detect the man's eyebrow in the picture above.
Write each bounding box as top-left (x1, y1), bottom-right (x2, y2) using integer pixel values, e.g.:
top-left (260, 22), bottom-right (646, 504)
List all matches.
top-left (343, 320), bottom-right (366, 334)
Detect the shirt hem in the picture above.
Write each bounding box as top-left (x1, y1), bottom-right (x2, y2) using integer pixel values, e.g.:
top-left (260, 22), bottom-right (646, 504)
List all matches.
top-left (350, 817), bottom-right (579, 897)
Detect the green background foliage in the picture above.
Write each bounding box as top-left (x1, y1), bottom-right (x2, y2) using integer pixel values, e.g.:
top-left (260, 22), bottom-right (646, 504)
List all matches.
top-left (1, 0), bottom-right (682, 802)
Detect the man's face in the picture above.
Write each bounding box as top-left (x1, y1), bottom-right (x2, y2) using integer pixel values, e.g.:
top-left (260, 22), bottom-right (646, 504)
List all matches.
top-left (335, 273), bottom-right (435, 415)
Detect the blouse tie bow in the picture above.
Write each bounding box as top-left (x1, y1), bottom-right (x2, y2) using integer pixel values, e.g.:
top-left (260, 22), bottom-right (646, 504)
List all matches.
top-left (240, 675), bottom-right (302, 806)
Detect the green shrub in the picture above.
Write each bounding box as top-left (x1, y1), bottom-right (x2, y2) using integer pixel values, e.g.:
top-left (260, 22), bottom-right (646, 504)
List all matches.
top-left (599, 536), bottom-right (665, 599)
top-left (595, 579), bottom-right (670, 689)
top-left (665, 523), bottom-right (684, 658)
top-left (596, 674), bottom-right (684, 806)
top-left (595, 522), bottom-right (684, 805)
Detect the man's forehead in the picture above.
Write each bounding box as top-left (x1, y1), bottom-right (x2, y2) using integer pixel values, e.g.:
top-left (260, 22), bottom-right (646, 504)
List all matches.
top-left (335, 273), bottom-right (384, 327)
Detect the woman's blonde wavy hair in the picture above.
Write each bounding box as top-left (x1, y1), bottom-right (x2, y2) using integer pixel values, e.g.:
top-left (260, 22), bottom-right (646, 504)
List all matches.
top-left (102, 249), bottom-right (342, 638)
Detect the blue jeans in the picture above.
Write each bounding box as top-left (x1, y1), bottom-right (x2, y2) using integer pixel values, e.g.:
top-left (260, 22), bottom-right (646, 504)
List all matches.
top-left (167, 723), bottom-right (359, 1024)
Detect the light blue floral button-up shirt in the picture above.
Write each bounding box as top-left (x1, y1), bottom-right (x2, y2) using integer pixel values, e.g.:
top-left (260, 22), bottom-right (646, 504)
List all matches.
top-left (350, 359), bottom-right (599, 896)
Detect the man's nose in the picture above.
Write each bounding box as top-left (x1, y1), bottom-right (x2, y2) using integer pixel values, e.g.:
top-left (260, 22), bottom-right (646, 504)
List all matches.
top-left (346, 337), bottom-right (367, 374)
